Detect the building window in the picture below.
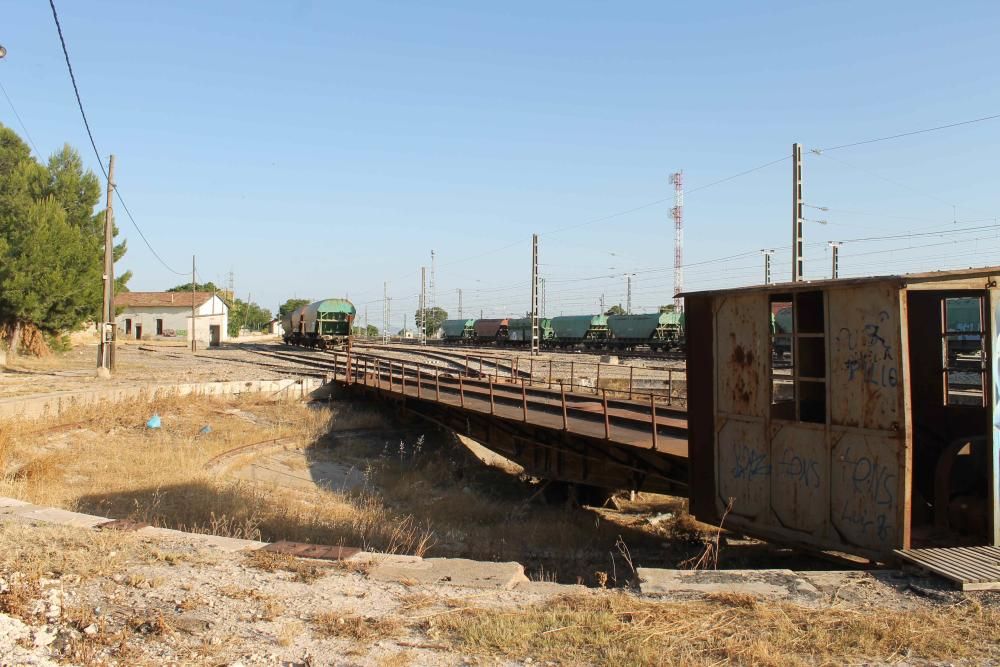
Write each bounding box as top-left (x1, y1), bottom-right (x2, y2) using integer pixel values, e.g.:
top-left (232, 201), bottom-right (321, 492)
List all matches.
top-left (770, 291), bottom-right (826, 424)
top-left (942, 296), bottom-right (986, 407)
top-left (125, 319), bottom-right (132, 335)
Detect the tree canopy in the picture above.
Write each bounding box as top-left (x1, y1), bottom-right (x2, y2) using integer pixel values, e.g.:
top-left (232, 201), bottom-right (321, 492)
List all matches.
top-left (0, 125), bottom-right (130, 354)
top-left (415, 306), bottom-right (448, 336)
top-left (278, 298), bottom-right (310, 320)
top-left (604, 304), bottom-right (625, 316)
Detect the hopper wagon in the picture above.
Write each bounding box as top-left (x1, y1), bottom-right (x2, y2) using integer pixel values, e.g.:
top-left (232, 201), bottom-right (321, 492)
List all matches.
top-left (473, 318), bottom-right (509, 344)
top-left (606, 312), bottom-right (684, 352)
top-left (283, 298), bottom-right (355, 350)
top-left (440, 318), bottom-right (475, 344)
top-left (550, 314), bottom-right (608, 349)
top-left (506, 317), bottom-right (554, 347)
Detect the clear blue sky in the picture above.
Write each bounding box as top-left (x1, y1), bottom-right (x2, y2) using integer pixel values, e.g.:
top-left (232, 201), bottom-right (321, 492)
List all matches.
top-left (3, 1), bottom-right (1000, 329)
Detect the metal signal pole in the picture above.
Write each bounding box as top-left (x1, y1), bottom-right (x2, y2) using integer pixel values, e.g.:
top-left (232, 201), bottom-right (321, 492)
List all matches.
top-left (457, 288), bottom-right (463, 319)
top-left (626, 274), bottom-right (633, 314)
top-left (792, 143), bottom-right (804, 281)
top-left (191, 256), bottom-right (197, 351)
top-left (762, 249), bottom-right (774, 285)
top-left (530, 233), bottom-right (539, 355)
top-left (419, 266), bottom-right (427, 344)
top-left (830, 242), bottom-right (841, 279)
top-left (382, 282), bottom-right (390, 343)
top-left (97, 154), bottom-right (116, 374)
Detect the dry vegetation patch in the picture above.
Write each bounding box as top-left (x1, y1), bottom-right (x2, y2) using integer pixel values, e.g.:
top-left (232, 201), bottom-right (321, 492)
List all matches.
top-left (313, 610), bottom-right (406, 643)
top-left (429, 593), bottom-right (1000, 666)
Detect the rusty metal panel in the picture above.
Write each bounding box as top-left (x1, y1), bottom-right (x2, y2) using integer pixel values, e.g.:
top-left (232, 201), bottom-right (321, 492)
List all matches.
top-left (769, 423), bottom-right (829, 536)
top-left (828, 284), bottom-right (903, 431)
top-left (830, 432), bottom-right (906, 552)
top-left (716, 418), bottom-right (770, 520)
top-left (715, 293), bottom-right (769, 418)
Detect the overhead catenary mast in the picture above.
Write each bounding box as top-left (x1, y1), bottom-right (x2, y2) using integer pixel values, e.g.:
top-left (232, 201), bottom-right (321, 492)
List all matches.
top-left (670, 171), bottom-right (684, 311)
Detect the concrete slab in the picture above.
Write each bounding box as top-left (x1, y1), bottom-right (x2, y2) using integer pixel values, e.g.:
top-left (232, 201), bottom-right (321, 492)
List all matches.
top-left (135, 526), bottom-right (265, 552)
top-left (638, 568), bottom-right (820, 598)
top-left (345, 552), bottom-right (423, 567)
top-left (369, 557), bottom-right (529, 590)
top-left (512, 580), bottom-right (589, 595)
top-left (0, 497), bottom-right (31, 509)
top-left (13, 507), bottom-right (110, 529)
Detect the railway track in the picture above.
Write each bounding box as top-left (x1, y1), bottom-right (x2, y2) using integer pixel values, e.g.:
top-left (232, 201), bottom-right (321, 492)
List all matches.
top-left (356, 339), bottom-right (686, 362)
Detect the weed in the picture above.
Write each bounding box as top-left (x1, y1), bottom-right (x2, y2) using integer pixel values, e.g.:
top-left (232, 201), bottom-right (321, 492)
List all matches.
top-left (431, 593), bottom-right (1000, 666)
top-left (312, 611), bottom-right (405, 642)
top-left (244, 550), bottom-right (329, 583)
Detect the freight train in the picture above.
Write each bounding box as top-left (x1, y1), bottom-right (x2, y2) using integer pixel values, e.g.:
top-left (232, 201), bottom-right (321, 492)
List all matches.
top-left (439, 311), bottom-right (684, 352)
top-left (282, 298), bottom-right (356, 350)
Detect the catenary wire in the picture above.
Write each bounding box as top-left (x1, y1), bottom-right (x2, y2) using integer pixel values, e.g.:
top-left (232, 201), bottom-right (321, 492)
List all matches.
top-left (47, 0), bottom-right (187, 276)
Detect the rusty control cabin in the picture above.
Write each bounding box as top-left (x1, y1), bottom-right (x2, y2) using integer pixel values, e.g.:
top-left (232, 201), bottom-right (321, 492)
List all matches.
top-left (683, 267), bottom-right (1000, 560)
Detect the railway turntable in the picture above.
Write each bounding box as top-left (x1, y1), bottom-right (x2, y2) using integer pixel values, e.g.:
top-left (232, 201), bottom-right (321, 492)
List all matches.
top-left (683, 266), bottom-right (1000, 565)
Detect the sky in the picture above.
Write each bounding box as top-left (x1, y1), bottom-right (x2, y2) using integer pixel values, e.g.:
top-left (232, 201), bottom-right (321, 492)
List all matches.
top-left (3, 1), bottom-right (1000, 330)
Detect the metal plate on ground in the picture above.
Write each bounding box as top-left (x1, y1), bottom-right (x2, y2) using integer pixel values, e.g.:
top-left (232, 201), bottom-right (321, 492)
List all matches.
top-left (262, 540), bottom-right (361, 561)
top-left (895, 546), bottom-right (1000, 591)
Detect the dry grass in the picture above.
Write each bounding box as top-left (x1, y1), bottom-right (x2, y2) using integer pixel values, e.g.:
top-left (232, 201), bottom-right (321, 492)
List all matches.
top-left (0, 395), bottom-right (435, 556)
top-left (430, 593), bottom-right (1000, 666)
top-left (312, 611), bottom-right (405, 643)
top-left (244, 550), bottom-right (330, 583)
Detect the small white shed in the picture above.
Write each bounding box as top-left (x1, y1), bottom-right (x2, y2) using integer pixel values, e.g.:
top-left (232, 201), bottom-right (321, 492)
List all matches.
top-left (115, 292), bottom-right (229, 346)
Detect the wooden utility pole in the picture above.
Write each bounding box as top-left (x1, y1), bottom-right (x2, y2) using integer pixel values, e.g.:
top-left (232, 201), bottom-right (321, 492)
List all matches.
top-left (191, 255), bottom-right (197, 352)
top-left (97, 154), bottom-right (116, 374)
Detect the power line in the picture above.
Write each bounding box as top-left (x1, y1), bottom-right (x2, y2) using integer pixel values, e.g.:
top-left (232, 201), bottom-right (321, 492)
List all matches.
top-left (0, 80), bottom-right (41, 157)
top-left (817, 112), bottom-right (1000, 152)
top-left (47, 0), bottom-right (186, 276)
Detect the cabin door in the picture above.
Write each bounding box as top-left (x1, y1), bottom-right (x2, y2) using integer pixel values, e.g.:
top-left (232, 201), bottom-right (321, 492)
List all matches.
top-left (907, 290), bottom-right (994, 546)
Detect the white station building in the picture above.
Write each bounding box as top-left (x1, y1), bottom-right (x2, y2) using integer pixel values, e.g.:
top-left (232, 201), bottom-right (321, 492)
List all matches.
top-left (114, 292), bottom-right (229, 346)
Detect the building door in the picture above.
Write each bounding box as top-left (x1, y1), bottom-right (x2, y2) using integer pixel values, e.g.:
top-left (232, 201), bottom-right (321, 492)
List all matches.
top-left (209, 325), bottom-right (221, 347)
top-left (907, 290), bottom-right (993, 546)
top-left (156, 319), bottom-right (164, 336)
top-left (125, 319), bottom-right (132, 335)
top-left (135, 324), bottom-right (142, 340)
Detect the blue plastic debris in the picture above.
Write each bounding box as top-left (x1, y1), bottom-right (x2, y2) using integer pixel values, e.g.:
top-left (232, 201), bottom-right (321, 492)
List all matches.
top-left (199, 425), bottom-right (212, 435)
top-left (146, 414), bottom-right (161, 429)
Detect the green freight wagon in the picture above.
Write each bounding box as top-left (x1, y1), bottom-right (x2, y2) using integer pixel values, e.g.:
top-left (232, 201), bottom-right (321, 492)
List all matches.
top-left (440, 318), bottom-right (475, 343)
top-left (506, 317), bottom-right (554, 346)
top-left (549, 314), bottom-right (609, 349)
top-left (283, 298), bottom-right (355, 349)
top-left (607, 312), bottom-right (684, 351)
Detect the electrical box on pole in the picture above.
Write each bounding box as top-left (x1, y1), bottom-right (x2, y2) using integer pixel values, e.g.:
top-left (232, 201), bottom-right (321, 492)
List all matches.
top-left (792, 143), bottom-right (803, 282)
top-left (530, 233), bottom-right (540, 355)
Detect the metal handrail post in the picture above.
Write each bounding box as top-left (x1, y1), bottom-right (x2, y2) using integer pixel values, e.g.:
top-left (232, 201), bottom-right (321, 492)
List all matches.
top-left (560, 382), bottom-right (568, 430)
top-left (629, 366), bottom-right (634, 400)
top-left (570, 361), bottom-right (574, 393)
top-left (416, 364), bottom-right (421, 399)
top-left (596, 362), bottom-right (601, 396)
top-left (521, 379), bottom-right (528, 421)
top-left (650, 393), bottom-right (658, 450)
top-left (489, 376), bottom-right (495, 415)
top-left (459, 374), bottom-right (465, 408)
top-left (435, 369), bottom-right (440, 401)
top-left (668, 369), bottom-right (673, 406)
top-left (603, 389), bottom-right (610, 439)
top-left (333, 353), bottom-right (338, 381)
